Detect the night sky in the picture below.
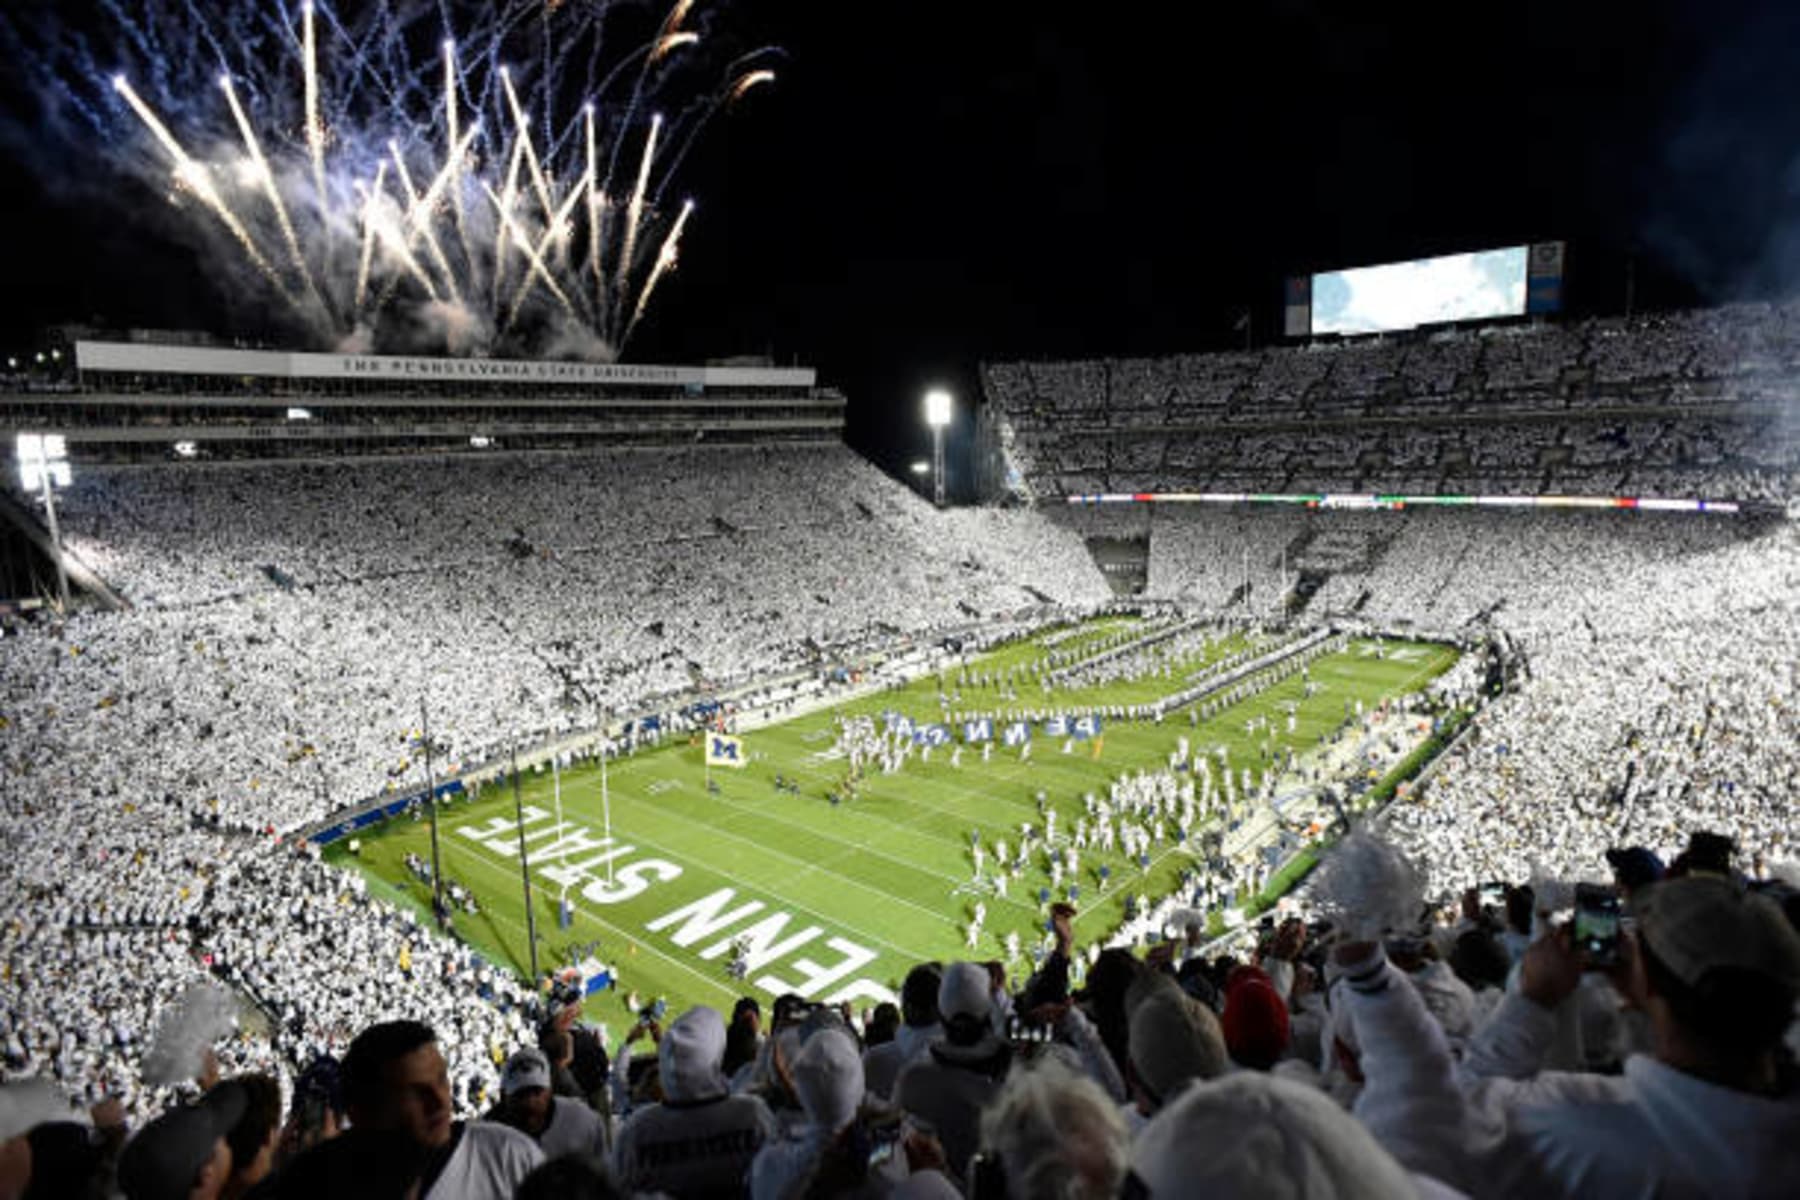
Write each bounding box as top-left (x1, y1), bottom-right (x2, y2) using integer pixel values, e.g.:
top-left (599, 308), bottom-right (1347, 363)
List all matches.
top-left (4, 0), bottom-right (1800, 495)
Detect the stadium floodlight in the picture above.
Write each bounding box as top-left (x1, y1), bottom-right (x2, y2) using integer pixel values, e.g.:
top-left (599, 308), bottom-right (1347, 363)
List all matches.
top-left (17, 434), bottom-right (71, 492)
top-left (6, 358), bottom-right (16, 370)
top-left (15, 433), bottom-right (72, 612)
top-left (910, 460), bottom-right (930, 476)
top-left (923, 389), bottom-right (952, 507)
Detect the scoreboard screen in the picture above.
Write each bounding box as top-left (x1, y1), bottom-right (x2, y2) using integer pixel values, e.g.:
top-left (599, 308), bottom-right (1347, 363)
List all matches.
top-left (1310, 246), bottom-right (1528, 336)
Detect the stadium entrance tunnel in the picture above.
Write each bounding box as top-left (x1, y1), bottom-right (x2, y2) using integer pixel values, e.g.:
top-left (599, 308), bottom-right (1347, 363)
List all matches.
top-left (1084, 535), bottom-right (1149, 596)
top-left (1287, 570), bottom-right (1329, 618)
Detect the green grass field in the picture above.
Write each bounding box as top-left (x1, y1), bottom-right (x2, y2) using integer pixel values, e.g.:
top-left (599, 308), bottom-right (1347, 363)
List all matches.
top-left (326, 619), bottom-right (1457, 1025)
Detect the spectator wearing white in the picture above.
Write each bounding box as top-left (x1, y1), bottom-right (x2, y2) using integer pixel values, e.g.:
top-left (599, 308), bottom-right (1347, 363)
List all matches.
top-left (861, 964), bottom-right (942, 1102)
top-left (1121, 970), bottom-right (1229, 1129)
top-left (1326, 940), bottom-right (1499, 1196)
top-left (1126, 1072), bottom-right (1463, 1199)
top-left (748, 1026), bottom-right (956, 1200)
top-left (483, 1048), bottom-right (608, 1162)
top-left (751, 1027), bottom-right (865, 1200)
top-left (341, 1020), bottom-right (542, 1200)
top-left (974, 1058), bottom-right (1131, 1200)
top-left (892, 962), bottom-right (1011, 1183)
top-left (1475, 876), bottom-right (1800, 1198)
top-left (612, 1006), bottom-right (776, 1198)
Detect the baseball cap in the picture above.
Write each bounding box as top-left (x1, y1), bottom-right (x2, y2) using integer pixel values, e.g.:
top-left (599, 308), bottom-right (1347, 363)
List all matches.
top-left (1634, 875), bottom-right (1800, 992)
top-left (118, 1083), bottom-right (247, 1200)
top-left (1125, 972), bottom-right (1227, 1107)
top-left (1605, 847), bottom-right (1666, 891)
top-left (1220, 966), bottom-right (1290, 1071)
top-left (500, 1048), bottom-right (551, 1096)
top-left (938, 961), bottom-right (993, 1022)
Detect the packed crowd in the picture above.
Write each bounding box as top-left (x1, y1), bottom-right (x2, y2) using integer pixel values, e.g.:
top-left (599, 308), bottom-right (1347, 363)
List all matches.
top-left (2, 426), bottom-right (1798, 1196)
top-left (4, 837), bottom-right (1795, 1199)
top-left (1138, 506), bottom-right (1799, 887)
top-left (988, 302), bottom-right (1800, 503)
top-left (1013, 414), bottom-right (1796, 504)
top-left (0, 446), bottom-right (1110, 1137)
top-left (1, 445), bottom-right (1110, 833)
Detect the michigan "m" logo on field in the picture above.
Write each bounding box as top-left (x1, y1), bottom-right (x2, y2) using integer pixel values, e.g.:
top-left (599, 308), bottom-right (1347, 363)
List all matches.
top-left (706, 734), bottom-right (747, 769)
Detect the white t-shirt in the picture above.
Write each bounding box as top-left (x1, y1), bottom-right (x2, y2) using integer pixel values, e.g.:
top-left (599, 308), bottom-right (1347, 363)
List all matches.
top-left (427, 1122), bottom-right (544, 1200)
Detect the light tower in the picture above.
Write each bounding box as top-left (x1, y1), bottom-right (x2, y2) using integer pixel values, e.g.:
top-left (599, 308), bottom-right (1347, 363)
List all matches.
top-left (924, 388), bottom-right (953, 508)
top-left (16, 434), bottom-right (71, 613)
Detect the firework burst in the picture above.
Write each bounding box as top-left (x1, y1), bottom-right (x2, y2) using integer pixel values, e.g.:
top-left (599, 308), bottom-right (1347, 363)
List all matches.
top-left (11, 1), bottom-right (779, 360)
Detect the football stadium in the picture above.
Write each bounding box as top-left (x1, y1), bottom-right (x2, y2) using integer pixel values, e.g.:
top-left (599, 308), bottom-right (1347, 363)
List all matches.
top-left (1, 2), bottom-right (1798, 1198)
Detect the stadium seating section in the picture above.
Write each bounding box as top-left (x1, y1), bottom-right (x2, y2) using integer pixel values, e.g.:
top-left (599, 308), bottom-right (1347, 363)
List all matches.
top-left (1, 308), bottom-right (1796, 1200)
top-left (984, 303), bottom-right (1800, 504)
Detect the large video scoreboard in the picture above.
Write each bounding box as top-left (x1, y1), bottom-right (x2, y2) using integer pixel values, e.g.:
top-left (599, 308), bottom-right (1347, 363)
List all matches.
top-left (1285, 242), bottom-right (1565, 337)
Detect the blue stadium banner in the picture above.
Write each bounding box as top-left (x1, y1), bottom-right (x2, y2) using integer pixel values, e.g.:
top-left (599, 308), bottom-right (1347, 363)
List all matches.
top-left (884, 712), bottom-right (915, 739)
top-left (963, 717), bottom-right (994, 744)
top-left (1001, 721), bottom-right (1032, 748)
top-left (1072, 714), bottom-right (1103, 740)
top-left (1044, 715), bottom-right (1069, 738)
top-left (915, 724), bottom-right (952, 748)
top-left (310, 780), bottom-right (465, 847)
top-left (706, 733), bottom-right (747, 769)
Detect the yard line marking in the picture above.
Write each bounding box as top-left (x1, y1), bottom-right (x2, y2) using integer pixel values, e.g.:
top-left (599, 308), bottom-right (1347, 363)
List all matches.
top-left (680, 789), bottom-right (1042, 920)
top-left (362, 633), bottom-right (1458, 1001)
top-left (537, 776), bottom-right (947, 963)
top-left (442, 836), bottom-right (757, 1006)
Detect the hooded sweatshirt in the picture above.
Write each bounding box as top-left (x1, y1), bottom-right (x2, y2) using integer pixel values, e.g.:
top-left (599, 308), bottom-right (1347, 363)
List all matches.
top-left (751, 1029), bottom-right (866, 1200)
top-left (613, 1006), bottom-right (778, 1199)
top-left (892, 1030), bottom-right (1011, 1183)
top-left (861, 1021), bottom-right (941, 1102)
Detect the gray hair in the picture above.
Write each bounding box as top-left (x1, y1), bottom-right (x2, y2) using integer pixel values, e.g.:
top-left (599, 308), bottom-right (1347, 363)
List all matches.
top-left (977, 1058), bottom-right (1130, 1200)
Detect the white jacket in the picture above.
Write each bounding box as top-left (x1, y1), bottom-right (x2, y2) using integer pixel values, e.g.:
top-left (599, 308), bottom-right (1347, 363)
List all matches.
top-left (1461, 986), bottom-right (1800, 1198)
top-left (1335, 945), bottom-right (1492, 1196)
top-left (1500, 1057), bottom-right (1800, 1198)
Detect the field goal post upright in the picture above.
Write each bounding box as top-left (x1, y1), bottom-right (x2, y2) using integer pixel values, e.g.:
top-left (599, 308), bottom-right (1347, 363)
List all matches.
top-left (511, 746), bottom-right (541, 982)
top-left (552, 752), bottom-right (570, 914)
top-left (601, 718), bottom-right (615, 886)
top-left (420, 698), bottom-right (446, 932)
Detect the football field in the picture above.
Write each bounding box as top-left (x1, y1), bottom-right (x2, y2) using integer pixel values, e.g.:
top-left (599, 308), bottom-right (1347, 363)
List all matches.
top-left (325, 617), bottom-right (1458, 1024)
